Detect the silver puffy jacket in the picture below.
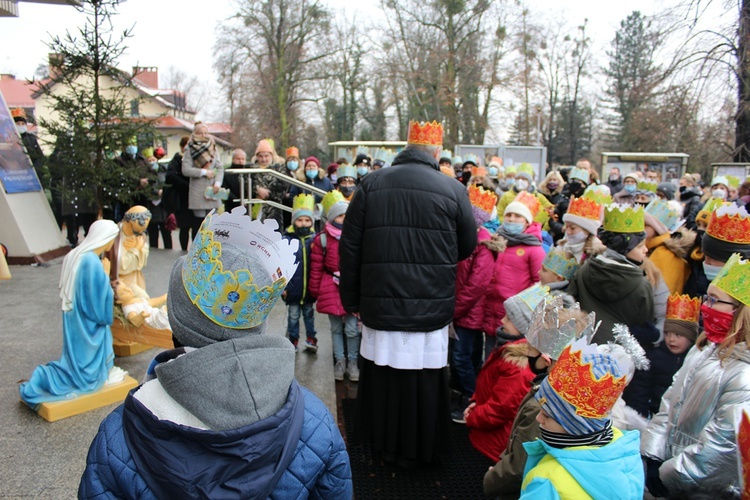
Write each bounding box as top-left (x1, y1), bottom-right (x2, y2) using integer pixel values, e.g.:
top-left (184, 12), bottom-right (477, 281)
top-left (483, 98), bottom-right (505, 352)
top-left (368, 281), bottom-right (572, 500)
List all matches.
top-left (641, 343), bottom-right (750, 498)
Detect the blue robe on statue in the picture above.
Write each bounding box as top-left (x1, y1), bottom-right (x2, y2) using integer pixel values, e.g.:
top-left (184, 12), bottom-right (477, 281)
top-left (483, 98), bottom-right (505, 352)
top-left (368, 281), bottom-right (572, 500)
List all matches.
top-left (20, 251), bottom-right (115, 407)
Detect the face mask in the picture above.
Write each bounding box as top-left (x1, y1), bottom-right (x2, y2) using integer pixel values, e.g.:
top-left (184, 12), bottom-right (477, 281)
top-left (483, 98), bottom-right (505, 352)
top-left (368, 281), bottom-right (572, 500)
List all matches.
top-left (703, 261), bottom-right (724, 281)
top-left (488, 166), bottom-right (499, 177)
top-left (624, 184), bottom-right (637, 194)
top-left (306, 170), bottom-right (318, 180)
top-left (461, 171), bottom-right (471, 185)
top-left (330, 174), bottom-right (338, 184)
top-left (547, 182), bottom-right (559, 190)
top-left (569, 180), bottom-right (583, 195)
top-left (331, 220), bottom-right (344, 229)
top-left (700, 302), bottom-right (735, 344)
top-left (149, 162), bottom-right (158, 171)
top-left (286, 160), bottom-right (299, 171)
top-left (609, 174), bottom-right (620, 181)
top-left (125, 145), bottom-right (138, 156)
top-left (507, 178), bottom-right (515, 186)
top-left (294, 226), bottom-right (312, 237)
top-left (566, 231), bottom-right (588, 245)
top-left (527, 354), bottom-right (548, 375)
top-left (679, 186), bottom-right (687, 193)
top-left (712, 188), bottom-right (727, 200)
top-left (502, 221), bottom-right (525, 235)
top-left (340, 185), bottom-right (356, 197)
top-left (16, 124), bottom-right (27, 134)
top-left (357, 167), bottom-right (369, 177)
top-left (515, 179), bottom-right (529, 191)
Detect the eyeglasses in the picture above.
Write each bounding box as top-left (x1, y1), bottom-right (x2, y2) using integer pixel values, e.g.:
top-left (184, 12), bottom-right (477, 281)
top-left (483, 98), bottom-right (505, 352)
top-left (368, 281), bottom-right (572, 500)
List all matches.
top-left (702, 294), bottom-right (738, 309)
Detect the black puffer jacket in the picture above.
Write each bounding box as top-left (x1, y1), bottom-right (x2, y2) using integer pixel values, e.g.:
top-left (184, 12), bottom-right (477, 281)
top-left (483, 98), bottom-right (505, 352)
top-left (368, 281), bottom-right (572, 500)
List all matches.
top-left (338, 148), bottom-right (477, 332)
top-left (680, 186), bottom-right (703, 230)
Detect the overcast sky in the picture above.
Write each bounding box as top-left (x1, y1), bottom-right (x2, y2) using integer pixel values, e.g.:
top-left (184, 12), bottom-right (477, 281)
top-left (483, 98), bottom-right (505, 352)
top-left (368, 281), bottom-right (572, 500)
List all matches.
top-left (0, 0), bottom-right (731, 124)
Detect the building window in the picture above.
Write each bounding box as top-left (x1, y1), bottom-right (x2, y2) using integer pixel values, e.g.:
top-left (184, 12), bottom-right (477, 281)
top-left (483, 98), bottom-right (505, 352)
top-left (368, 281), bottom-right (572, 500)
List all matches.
top-left (130, 99), bottom-right (139, 117)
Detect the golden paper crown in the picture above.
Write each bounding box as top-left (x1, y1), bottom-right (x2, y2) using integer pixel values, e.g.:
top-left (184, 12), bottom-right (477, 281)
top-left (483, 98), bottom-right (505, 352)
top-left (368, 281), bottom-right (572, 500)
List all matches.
top-left (407, 120), bottom-right (443, 146)
top-left (514, 190), bottom-right (541, 217)
top-left (706, 204), bottom-right (750, 244)
top-left (603, 203), bottom-right (645, 233)
top-left (665, 294), bottom-right (700, 322)
top-left (468, 184), bottom-right (498, 214)
top-left (547, 340), bottom-right (627, 418)
top-left (471, 166), bottom-right (488, 178)
top-left (292, 193), bottom-right (315, 216)
top-left (712, 253), bottom-right (750, 307)
top-left (567, 196), bottom-right (601, 221)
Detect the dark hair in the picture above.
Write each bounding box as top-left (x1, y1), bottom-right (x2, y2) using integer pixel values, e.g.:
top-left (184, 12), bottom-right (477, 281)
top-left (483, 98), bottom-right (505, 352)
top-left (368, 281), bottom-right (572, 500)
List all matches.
top-left (180, 136), bottom-right (190, 149)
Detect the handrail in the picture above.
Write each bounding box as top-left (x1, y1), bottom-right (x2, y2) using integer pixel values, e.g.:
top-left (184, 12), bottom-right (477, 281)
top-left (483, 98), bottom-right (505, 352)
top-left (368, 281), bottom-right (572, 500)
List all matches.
top-left (224, 167), bottom-right (329, 219)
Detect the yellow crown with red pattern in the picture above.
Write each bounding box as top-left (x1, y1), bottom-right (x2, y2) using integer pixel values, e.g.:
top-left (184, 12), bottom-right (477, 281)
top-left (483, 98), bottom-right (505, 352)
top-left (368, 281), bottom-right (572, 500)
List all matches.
top-left (407, 120), bottom-right (443, 146)
top-left (706, 204), bottom-right (750, 244)
top-left (514, 190), bottom-right (541, 218)
top-left (567, 196), bottom-right (602, 221)
top-left (665, 294), bottom-right (701, 323)
top-left (546, 339), bottom-right (627, 419)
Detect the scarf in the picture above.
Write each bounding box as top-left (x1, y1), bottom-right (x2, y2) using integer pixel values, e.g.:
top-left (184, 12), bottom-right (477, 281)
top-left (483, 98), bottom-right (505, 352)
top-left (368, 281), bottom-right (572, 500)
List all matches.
top-left (498, 225), bottom-right (541, 247)
top-left (564, 240), bottom-right (585, 263)
top-left (188, 133), bottom-right (217, 169)
top-left (540, 420), bottom-right (614, 449)
top-left (326, 221), bottom-right (342, 240)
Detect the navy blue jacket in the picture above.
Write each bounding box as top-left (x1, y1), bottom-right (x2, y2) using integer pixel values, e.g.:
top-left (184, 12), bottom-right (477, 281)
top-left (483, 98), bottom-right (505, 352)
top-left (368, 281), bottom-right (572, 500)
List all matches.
top-left (283, 229), bottom-right (316, 305)
top-left (623, 342), bottom-right (687, 418)
top-left (289, 177), bottom-right (334, 203)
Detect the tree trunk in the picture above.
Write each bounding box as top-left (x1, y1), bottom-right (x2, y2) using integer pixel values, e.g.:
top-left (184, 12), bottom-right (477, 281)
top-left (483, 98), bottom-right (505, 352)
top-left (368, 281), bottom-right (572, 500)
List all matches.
top-left (735, 0), bottom-right (750, 162)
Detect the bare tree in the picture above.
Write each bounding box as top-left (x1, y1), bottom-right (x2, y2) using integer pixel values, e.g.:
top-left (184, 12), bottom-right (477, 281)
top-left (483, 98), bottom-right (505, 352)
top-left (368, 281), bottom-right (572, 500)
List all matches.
top-left (161, 66), bottom-right (210, 115)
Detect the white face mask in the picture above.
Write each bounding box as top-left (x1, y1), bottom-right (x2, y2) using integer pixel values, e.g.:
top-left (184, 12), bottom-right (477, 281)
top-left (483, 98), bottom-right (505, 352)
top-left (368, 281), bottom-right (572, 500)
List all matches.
top-left (515, 179), bottom-right (529, 191)
top-left (712, 188), bottom-right (727, 200)
top-left (566, 231), bottom-right (588, 245)
top-left (16, 124), bottom-right (27, 134)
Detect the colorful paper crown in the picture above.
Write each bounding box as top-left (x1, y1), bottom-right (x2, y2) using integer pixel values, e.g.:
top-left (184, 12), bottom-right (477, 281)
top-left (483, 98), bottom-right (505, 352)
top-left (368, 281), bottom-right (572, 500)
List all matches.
top-left (603, 203), bottom-right (645, 233)
top-left (706, 204), bottom-right (750, 244)
top-left (514, 190), bottom-right (541, 217)
top-left (738, 410), bottom-right (750, 499)
top-left (697, 197), bottom-right (729, 224)
top-left (526, 295), bottom-right (598, 360)
top-left (468, 184), bottom-right (497, 214)
top-left (515, 284), bottom-right (550, 311)
top-left (407, 120), bottom-right (443, 146)
top-left (545, 338), bottom-right (627, 419)
top-left (666, 293), bottom-right (701, 323)
top-left (440, 149), bottom-right (452, 160)
top-left (569, 167), bottom-right (590, 184)
top-left (489, 156), bottom-right (502, 168)
top-left (518, 163), bottom-right (535, 176)
top-left (337, 165), bottom-right (357, 180)
top-left (464, 153), bottom-right (479, 166)
top-left (712, 253), bottom-right (750, 307)
top-left (645, 199), bottom-right (683, 232)
top-left (11, 108), bottom-right (27, 120)
top-left (636, 179), bottom-right (658, 193)
top-left (452, 155), bottom-right (463, 165)
top-left (183, 208), bottom-right (299, 329)
top-left (471, 166), bottom-right (487, 178)
top-left (320, 190), bottom-right (346, 217)
top-left (567, 196), bottom-right (602, 222)
top-left (285, 146), bottom-right (299, 158)
top-left (292, 193), bottom-right (315, 216)
top-left (505, 165), bottom-right (517, 174)
top-left (726, 175), bottom-right (741, 189)
top-left (583, 184), bottom-right (613, 205)
top-left (542, 249), bottom-right (580, 281)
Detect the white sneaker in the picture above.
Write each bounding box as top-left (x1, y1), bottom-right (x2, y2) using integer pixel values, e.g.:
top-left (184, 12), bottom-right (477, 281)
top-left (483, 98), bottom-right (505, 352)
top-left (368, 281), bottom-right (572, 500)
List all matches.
top-left (346, 361), bottom-right (359, 382)
top-left (334, 359), bottom-right (346, 381)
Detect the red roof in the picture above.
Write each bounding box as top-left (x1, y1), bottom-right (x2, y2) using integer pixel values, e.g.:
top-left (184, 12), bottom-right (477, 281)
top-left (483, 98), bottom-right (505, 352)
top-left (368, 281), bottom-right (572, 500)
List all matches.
top-left (204, 122), bottom-right (233, 134)
top-left (154, 115), bottom-right (194, 130)
top-left (0, 76), bottom-right (38, 107)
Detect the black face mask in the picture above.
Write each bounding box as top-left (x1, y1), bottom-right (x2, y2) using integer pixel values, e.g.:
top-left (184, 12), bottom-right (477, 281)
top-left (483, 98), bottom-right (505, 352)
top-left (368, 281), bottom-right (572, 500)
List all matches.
top-left (527, 354), bottom-right (548, 375)
top-left (294, 226), bottom-right (311, 237)
top-left (461, 171), bottom-right (471, 185)
top-left (569, 181), bottom-right (583, 196)
top-left (331, 220), bottom-right (344, 229)
top-left (339, 185), bottom-right (355, 197)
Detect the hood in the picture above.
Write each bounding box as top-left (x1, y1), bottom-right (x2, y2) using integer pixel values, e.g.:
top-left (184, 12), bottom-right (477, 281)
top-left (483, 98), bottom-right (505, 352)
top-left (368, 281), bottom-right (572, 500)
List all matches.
top-left (501, 340), bottom-right (531, 368)
top-left (482, 232), bottom-right (508, 253)
top-left (653, 227), bottom-right (697, 259)
top-left (523, 429), bottom-right (643, 499)
top-left (580, 252), bottom-right (647, 302)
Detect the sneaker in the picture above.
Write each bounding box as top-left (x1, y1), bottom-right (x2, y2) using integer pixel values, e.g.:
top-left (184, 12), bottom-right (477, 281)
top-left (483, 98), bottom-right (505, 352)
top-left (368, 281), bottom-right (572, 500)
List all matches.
top-left (304, 337), bottom-right (318, 353)
top-left (334, 359), bottom-right (346, 381)
top-left (290, 338), bottom-right (298, 352)
top-left (347, 361), bottom-right (360, 382)
top-left (451, 408), bottom-right (466, 424)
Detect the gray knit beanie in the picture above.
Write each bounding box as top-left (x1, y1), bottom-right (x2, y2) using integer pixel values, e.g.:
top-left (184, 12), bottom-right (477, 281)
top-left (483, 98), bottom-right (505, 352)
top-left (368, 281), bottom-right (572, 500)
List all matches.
top-left (326, 201), bottom-right (348, 222)
top-left (503, 295), bottom-right (535, 335)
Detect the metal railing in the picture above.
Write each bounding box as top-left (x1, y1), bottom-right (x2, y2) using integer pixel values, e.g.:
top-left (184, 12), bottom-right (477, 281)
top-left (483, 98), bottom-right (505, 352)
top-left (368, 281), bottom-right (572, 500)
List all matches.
top-left (224, 168), bottom-right (328, 220)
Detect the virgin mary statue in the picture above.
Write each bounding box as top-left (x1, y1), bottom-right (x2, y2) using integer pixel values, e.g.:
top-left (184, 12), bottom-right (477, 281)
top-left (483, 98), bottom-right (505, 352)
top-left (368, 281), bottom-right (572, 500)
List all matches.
top-left (20, 220), bottom-right (121, 406)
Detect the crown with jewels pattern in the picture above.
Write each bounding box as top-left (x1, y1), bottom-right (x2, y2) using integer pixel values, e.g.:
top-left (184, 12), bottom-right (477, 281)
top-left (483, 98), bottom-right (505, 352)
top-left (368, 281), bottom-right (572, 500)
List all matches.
top-left (666, 293), bottom-right (701, 323)
top-left (636, 179), bottom-right (658, 193)
top-left (645, 199), bottom-right (683, 232)
top-left (407, 120), bottom-right (443, 146)
top-left (182, 208), bottom-right (299, 329)
top-left (337, 165), bottom-right (357, 181)
top-left (545, 338), bottom-right (627, 419)
top-left (569, 167), bottom-right (590, 184)
top-left (583, 185), bottom-right (613, 205)
top-left (567, 196), bottom-right (602, 222)
top-left (526, 295), bottom-right (598, 359)
top-left (603, 203), bottom-right (645, 233)
top-left (514, 190), bottom-right (541, 218)
top-left (712, 253), bottom-right (750, 307)
top-left (542, 249), bottom-right (580, 281)
top-left (706, 204), bottom-right (750, 244)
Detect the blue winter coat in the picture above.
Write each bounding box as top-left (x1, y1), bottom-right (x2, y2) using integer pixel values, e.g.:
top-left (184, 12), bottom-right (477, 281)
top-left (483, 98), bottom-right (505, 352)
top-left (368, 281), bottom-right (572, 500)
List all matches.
top-left (283, 229), bottom-right (316, 305)
top-left (78, 384), bottom-right (352, 499)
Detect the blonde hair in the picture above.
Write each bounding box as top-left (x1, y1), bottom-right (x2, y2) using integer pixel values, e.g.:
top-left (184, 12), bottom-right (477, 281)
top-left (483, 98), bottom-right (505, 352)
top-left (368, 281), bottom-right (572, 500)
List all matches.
top-left (697, 304), bottom-right (750, 363)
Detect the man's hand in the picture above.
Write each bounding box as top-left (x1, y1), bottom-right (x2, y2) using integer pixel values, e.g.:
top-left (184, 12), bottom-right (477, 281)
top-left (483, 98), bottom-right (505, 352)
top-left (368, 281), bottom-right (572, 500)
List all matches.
top-left (256, 186), bottom-right (270, 199)
top-left (122, 237), bottom-right (136, 250)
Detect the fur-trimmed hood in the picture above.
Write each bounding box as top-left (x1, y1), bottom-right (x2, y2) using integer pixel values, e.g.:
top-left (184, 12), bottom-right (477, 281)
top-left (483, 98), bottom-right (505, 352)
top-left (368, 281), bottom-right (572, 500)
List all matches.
top-left (481, 233), bottom-right (508, 253)
top-left (501, 340), bottom-right (530, 368)
top-left (660, 227), bottom-right (697, 259)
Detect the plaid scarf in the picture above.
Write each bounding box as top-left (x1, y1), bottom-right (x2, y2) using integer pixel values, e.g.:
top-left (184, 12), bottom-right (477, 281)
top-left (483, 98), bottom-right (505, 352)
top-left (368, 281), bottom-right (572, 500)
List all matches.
top-left (188, 133), bottom-right (216, 169)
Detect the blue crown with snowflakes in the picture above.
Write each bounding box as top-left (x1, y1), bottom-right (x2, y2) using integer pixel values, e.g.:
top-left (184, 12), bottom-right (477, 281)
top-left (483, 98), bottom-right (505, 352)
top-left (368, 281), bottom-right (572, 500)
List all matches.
top-left (182, 207), bottom-right (299, 329)
top-left (645, 199), bottom-right (683, 231)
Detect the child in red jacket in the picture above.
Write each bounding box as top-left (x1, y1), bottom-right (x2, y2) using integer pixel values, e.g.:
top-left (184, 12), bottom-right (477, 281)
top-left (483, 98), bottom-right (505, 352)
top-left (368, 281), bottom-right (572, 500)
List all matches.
top-left (309, 192), bottom-right (359, 382)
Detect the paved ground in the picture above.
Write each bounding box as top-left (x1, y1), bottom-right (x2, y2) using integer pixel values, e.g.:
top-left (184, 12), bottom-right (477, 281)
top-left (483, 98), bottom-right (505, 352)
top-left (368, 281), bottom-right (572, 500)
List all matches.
top-left (0, 245), bottom-right (337, 498)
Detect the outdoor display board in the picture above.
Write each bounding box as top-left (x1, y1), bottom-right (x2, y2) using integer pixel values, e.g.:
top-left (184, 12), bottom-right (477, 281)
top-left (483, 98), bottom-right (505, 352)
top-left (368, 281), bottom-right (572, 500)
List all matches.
top-left (0, 91), bottom-right (42, 193)
top-left (601, 152), bottom-right (689, 184)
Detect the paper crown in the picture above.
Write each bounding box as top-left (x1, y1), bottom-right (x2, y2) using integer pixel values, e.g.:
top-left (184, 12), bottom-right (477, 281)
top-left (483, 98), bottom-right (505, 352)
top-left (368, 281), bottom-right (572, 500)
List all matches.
top-left (11, 108), bottom-right (27, 120)
top-left (545, 338), bottom-right (627, 419)
top-left (470, 166), bottom-right (487, 178)
top-left (505, 164), bottom-right (517, 174)
top-left (568, 167), bottom-right (590, 184)
top-left (452, 155), bottom-right (463, 165)
top-left (583, 184), bottom-right (613, 205)
top-left (440, 149), bottom-right (452, 160)
top-left (645, 199), bottom-right (683, 232)
top-left (666, 293), bottom-right (701, 323)
top-left (712, 253), bottom-right (750, 307)
top-left (468, 184), bottom-right (497, 214)
top-left (726, 175), bottom-right (741, 189)
top-left (567, 196), bottom-right (602, 222)
top-left (514, 190), bottom-right (541, 217)
top-left (292, 193), bottom-right (315, 216)
top-left (407, 120), bottom-right (443, 146)
top-left (526, 295), bottom-right (598, 359)
top-left (464, 153), bottom-right (479, 166)
top-left (603, 203), bottom-right (645, 233)
top-left (320, 190), bottom-right (347, 217)
top-left (285, 146), bottom-right (299, 158)
top-left (489, 156), bottom-right (502, 167)
top-left (636, 179), bottom-right (658, 193)
top-left (337, 165), bottom-right (357, 180)
top-left (517, 163), bottom-right (534, 176)
top-left (514, 283), bottom-right (550, 311)
top-left (738, 410), bottom-right (750, 499)
top-left (183, 208), bottom-right (299, 329)
top-left (706, 204), bottom-right (750, 244)
top-left (542, 249), bottom-right (580, 280)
